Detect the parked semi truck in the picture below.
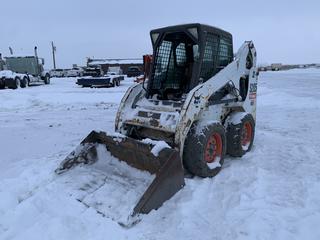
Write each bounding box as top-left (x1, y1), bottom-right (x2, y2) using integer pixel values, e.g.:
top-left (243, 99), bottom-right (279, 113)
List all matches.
top-left (271, 63), bottom-right (282, 71)
top-left (0, 47), bottom-right (50, 89)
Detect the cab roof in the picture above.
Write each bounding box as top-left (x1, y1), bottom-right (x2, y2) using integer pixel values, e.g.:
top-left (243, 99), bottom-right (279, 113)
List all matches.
top-left (150, 23), bottom-right (232, 41)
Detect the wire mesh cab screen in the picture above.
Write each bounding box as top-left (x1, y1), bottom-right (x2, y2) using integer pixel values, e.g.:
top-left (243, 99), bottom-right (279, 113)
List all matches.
top-left (200, 33), bottom-right (233, 81)
top-left (150, 32), bottom-right (197, 99)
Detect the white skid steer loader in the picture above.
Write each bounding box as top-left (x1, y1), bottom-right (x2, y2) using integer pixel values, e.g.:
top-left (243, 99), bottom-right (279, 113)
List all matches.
top-left (56, 23), bottom-right (258, 226)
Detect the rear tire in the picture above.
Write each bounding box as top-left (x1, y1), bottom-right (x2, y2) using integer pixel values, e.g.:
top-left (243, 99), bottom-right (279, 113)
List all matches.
top-left (20, 77), bottom-right (28, 88)
top-left (116, 79), bottom-right (120, 86)
top-left (11, 77), bottom-right (20, 89)
top-left (0, 77), bottom-right (5, 89)
top-left (226, 113), bottom-right (255, 157)
top-left (183, 122), bottom-right (226, 177)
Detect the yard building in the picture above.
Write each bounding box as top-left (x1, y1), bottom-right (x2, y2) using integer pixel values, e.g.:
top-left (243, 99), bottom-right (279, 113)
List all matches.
top-left (87, 58), bottom-right (143, 74)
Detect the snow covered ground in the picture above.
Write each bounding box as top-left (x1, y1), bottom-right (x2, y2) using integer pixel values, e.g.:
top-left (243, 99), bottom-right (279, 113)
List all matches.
top-left (0, 69), bottom-right (320, 240)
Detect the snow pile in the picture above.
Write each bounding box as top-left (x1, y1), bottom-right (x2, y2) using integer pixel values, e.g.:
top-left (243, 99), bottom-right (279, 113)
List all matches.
top-left (0, 70), bottom-right (14, 77)
top-left (106, 131), bottom-right (127, 142)
top-left (89, 58), bottom-right (143, 66)
top-left (195, 120), bottom-right (220, 136)
top-left (225, 112), bottom-right (248, 125)
top-left (0, 70), bottom-right (26, 79)
top-left (207, 157), bottom-right (221, 169)
top-left (141, 138), bottom-right (171, 156)
top-left (67, 144), bottom-right (155, 225)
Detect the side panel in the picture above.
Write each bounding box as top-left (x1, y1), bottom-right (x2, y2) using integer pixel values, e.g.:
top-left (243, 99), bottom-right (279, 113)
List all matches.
top-left (175, 42), bottom-right (257, 156)
top-left (115, 82), bottom-right (145, 132)
top-left (241, 46), bottom-right (258, 121)
top-left (5, 57), bottom-right (39, 76)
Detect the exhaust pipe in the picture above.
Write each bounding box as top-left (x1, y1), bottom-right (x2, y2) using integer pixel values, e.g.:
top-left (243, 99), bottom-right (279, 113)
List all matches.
top-left (34, 46), bottom-right (38, 58)
top-left (34, 46), bottom-right (41, 75)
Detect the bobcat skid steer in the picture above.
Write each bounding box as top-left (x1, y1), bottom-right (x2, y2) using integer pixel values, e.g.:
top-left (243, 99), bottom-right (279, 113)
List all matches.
top-left (56, 23), bottom-right (258, 226)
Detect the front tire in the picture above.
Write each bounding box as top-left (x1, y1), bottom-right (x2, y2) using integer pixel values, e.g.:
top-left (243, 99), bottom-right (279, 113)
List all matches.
top-left (44, 74), bottom-right (50, 84)
top-left (226, 113), bottom-right (255, 157)
top-left (0, 77), bottom-right (5, 89)
top-left (183, 122), bottom-right (226, 177)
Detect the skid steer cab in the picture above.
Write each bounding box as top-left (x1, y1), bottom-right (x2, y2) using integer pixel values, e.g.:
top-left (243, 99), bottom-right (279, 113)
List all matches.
top-left (56, 23), bottom-right (258, 226)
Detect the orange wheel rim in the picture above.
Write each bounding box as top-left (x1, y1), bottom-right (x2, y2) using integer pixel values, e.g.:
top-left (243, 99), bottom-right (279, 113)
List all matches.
top-left (204, 133), bottom-right (222, 163)
top-left (242, 122), bottom-right (252, 147)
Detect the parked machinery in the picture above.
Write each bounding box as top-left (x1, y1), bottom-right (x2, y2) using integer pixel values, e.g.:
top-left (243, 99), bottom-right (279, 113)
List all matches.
top-left (0, 47), bottom-right (50, 89)
top-left (57, 23), bottom-right (258, 225)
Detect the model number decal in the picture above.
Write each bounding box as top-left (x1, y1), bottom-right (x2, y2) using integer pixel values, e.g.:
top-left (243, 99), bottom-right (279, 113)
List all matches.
top-left (249, 83), bottom-right (257, 100)
top-left (194, 96), bottom-right (201, 104)
top-left (249, 83), bottom-right (257, 93)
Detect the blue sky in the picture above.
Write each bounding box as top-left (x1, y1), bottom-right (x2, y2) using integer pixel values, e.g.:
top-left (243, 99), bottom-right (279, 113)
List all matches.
top-left (0, 0), bottom-right (319, 68)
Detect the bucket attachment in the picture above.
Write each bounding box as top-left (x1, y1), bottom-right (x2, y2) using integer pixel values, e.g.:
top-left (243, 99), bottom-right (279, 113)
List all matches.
top-left (56, 131), bottom-right (185, 226)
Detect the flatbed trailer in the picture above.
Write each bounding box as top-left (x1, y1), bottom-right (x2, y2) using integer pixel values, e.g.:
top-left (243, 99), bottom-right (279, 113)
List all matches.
top-left (76, 75), bottom-right (124, 88)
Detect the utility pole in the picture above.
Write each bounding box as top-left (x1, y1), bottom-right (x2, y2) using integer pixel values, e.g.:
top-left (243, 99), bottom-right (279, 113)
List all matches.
top-left (51, 41), bottom-right (56, 69)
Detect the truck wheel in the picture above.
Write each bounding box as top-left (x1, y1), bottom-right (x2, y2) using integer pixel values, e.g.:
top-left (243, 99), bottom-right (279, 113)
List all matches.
top-left (20, 77), bottom-right (28, 88)
top-left (0, 77), bottom-right (5, 89)
top-left (226, 113), bottom-right (255, 157)
top-left (183, 122), bottom-right (226, 177)
top-left (116, 79), bottom-right (120, 86)
top-left (11, 77), bottom-right (20, 89)
top-left (44, 74), bottom-right (50, 84)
